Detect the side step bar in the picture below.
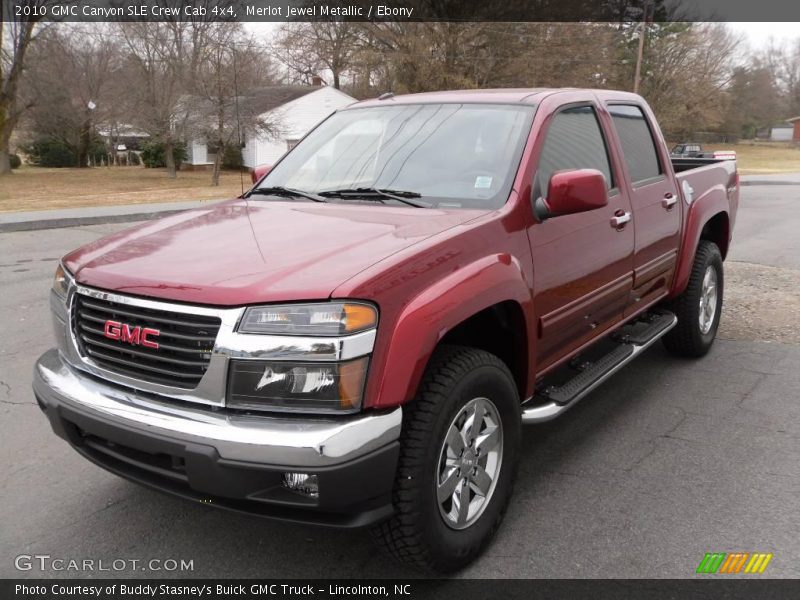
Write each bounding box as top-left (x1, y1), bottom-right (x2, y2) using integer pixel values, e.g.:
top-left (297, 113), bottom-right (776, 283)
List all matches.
top-left (521, 311), bottom-right (677, 424)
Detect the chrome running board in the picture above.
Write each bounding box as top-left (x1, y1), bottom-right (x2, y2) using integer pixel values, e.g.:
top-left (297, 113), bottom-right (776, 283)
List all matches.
top-left (521, 312), bottom-right (677, 424)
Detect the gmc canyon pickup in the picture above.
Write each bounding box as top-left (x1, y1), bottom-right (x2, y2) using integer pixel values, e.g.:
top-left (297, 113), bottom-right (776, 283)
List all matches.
top-left (34, 88), bottom-right (738, 572)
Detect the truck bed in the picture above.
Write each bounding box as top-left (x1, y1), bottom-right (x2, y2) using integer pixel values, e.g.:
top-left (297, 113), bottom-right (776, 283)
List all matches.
top-left (671, 156), bottom-right (736, 174)
top-left (674, 157), bottom-right (737, 192)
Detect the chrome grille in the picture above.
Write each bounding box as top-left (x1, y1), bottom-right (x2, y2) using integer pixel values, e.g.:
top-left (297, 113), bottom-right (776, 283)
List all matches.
top-left (72, 294), bottom-right (221, 389)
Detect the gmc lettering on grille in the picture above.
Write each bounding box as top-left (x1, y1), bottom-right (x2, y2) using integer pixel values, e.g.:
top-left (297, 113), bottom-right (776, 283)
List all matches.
top-left (103, 319), bottom-right (160, 349)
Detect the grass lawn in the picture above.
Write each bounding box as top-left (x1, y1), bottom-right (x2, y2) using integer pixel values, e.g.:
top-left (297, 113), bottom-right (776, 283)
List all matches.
top-left (0, 166), bottom-right (247, 212)
top-left (711, 142), bottom-right (800, 175)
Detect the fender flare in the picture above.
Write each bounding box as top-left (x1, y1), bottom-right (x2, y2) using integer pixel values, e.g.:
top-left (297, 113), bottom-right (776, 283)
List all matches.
top-left (670, 185), bottom-right (730, 297)
top-left (371, 253), bottom-right (533, 409)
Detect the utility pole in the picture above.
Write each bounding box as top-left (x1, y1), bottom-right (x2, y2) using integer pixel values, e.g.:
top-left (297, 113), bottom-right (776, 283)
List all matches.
top-left (633, 0), bottom-right (652, 94)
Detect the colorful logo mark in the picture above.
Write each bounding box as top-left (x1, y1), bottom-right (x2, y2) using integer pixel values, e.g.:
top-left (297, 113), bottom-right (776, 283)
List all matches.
top-left (696, 552), bottom-right (773, 574)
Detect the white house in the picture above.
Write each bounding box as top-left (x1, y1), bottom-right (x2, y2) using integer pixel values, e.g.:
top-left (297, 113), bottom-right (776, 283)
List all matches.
top-left (185, 85), bottom-right (356, 169)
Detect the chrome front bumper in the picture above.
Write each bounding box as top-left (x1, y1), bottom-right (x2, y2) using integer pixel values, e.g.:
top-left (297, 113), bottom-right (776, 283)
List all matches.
top-left (34, 349), bottom-right (401, 468)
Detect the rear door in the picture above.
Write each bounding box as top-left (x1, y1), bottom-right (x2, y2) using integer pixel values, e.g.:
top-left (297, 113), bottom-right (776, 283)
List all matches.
top-left (606, 103), bottom-right (681, 315)
top-left (528, 97), bottom-right (635, 372)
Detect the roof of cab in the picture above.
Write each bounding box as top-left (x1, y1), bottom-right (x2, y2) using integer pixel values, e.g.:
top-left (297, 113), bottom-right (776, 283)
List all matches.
top-left (351, 88), bottom-right (552, 108)
top-left (349, 87), bottom-right (644, 109)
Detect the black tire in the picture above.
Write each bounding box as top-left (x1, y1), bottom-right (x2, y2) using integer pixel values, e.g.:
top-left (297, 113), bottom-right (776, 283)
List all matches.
top-left (662, 240), bottom-right (723, 358)
top-left (371, 345), bottom-right (521, 573)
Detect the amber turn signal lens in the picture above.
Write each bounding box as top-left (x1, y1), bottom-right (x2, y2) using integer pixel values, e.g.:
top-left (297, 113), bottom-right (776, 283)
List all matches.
top-left (338, 356), bottom-right (370, 409)
top-left (343, 303), bottom-right (378, 334)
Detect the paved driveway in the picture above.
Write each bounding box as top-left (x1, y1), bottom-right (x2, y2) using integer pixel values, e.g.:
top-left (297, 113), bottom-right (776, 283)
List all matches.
top-left (1, 183), bottom-right (799, 578)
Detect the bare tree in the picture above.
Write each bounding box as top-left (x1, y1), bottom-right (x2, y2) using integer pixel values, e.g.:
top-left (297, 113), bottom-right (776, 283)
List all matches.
top-left (189, 24), bottom-right (279, 185)
top-left (0, 2), bottom-right (50, 174)
top-left (23, 25), bottom-right (125, 167)
top-left (476, 23), bottom-right (622, 89)
top-left (620, 23), bottom-right (742, 138)
top-left (785, 38), bottom-right (800, 117)
top-left (720, 63), bottom-right (783, 139)
top-left (119, 22), bottom-right (201, 178)
top-left (273, 21), bottom-right (362, 89)
top-left (358, 22), bottom-right (621, 95)
top-left (356, 22), bottom-right (481, 94)
top-left (763, 37), bottom-right (800, 119)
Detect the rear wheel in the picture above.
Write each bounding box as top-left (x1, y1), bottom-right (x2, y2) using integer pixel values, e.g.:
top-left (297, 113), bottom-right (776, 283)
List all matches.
top-left (662, 240), bottom-right (723, 357)
top-left (371, 345), bottom-right (521, 573)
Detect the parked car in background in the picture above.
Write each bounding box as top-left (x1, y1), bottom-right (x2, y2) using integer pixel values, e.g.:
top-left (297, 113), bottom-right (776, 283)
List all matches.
top-left (35, 88), bottom-right (738, 573)
top-left (671, 144), bottom-right (737, 174)
top-left (671, 142), bottom-right (736, 162)
top-left (671, 142), bottom-right (713, 158)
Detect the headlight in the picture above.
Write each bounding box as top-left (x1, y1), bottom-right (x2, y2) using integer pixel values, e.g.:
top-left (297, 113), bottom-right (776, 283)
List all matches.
top-left (227, 357), bottom-right (369, 413)
top-left (239, 302), bottom-right (377, 336)
top-left (52, 264), bottom-right (71, 299)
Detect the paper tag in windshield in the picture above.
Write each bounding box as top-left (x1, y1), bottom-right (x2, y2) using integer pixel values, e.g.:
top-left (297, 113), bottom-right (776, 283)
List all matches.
top-left (474, 176), bottom-right (493, 189)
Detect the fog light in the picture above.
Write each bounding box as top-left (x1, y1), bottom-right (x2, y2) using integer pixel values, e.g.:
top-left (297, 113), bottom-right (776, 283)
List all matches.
top-left (283, 473), bottom-right (319, 498)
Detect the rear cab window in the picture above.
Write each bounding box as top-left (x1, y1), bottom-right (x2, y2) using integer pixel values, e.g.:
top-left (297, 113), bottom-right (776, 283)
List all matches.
top-left (608, 104), bottom-right (664, 186)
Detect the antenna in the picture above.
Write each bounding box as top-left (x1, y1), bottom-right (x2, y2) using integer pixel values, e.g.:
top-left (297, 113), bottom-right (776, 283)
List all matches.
top-left (232, 45), bottom-right (245, 197)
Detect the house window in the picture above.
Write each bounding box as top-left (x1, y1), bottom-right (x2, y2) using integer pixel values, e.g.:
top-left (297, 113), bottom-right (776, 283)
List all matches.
top-left (286, 139), bottom-right (300, 151)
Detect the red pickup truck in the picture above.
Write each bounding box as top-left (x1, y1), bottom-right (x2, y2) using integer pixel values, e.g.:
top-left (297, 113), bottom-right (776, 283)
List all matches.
top-left (34, 88), bottom-right (737, 572)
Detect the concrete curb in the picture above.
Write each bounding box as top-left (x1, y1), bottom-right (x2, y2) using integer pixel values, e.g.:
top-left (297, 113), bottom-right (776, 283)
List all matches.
top-left (0, 199), bottom-right (222, 233)
top-left (739, 180), bottom-right (800, 187)
top-left (0, 209), bottom-right (186, 233)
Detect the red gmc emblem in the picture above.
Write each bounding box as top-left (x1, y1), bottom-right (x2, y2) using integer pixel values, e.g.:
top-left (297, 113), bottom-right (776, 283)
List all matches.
top-left (103, 320), bottom-right (160, 349)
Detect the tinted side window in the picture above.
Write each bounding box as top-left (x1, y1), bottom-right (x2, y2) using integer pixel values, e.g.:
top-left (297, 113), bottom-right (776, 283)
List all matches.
top-left (609, 105), bottom-right (663, 184)
top-left (538, 105), bottom-right (613, 191)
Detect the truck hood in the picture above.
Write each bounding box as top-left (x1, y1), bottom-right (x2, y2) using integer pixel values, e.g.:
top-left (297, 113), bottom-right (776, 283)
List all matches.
top-left (64, 199), bottom-right (484, 305)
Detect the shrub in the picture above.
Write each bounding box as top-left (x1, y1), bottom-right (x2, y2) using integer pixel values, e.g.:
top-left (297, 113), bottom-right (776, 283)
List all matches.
top-left (24, 138), bottom-right (76, 167)
top-left (9, 154), bottom-right (22, 169)
top-left (140, 141), bottom-right (161, 168)
top-left (89, 139), bottom-right (107, 165)
top-left (222, 145), bottom-right (243, 169)
top-left (128, 152), bottom-right (141, 166)
top-left (140, 140), bottom-right (187, 169)
top-left (22, 136), bottom-right (107, 167)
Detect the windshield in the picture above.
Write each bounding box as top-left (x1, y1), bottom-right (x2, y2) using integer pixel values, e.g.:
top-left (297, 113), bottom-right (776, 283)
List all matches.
top-left (256, 103), bottom-right (536, 209)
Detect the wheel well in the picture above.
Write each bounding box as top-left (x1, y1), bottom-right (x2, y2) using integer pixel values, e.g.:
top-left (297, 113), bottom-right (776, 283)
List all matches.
top-left (700, 212), bottom-right (730, 259)
top-left (439, 301), bottom-right (528, 398)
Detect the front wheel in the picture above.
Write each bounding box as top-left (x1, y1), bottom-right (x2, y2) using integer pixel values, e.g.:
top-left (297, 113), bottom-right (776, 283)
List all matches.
top-left (371, 345), bottom-right (521, 573)
top-left (662, 240), bottom-right (724, 357)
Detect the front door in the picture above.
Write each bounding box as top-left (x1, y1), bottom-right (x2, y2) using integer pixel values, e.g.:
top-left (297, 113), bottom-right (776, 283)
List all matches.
top-left (528, 99), bottom-right (635, 373)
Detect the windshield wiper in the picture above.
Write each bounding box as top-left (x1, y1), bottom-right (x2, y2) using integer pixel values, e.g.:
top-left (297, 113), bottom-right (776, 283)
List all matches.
top-left (249, 186), bottom-right (326, 203)
top-left (318, 187), bottom-right (426, 208)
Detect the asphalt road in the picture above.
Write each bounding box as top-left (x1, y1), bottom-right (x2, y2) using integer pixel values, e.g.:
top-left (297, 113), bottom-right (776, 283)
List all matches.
top-left (1, 184), bottom-right (799, 579)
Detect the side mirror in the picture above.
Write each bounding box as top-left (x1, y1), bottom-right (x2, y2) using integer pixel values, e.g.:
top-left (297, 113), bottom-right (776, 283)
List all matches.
top-left (251, 164), bottom-right (272, 185)
top-left (534, 169), bottom-right (608, 221)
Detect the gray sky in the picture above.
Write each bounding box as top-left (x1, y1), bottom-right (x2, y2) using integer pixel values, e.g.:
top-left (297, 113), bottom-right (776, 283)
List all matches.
top-left (728, 22), bottom-right (799, 48)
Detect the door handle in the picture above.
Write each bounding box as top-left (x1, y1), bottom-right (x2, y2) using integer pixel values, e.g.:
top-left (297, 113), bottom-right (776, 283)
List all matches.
top-left (610, 211), bottom-right (631, 228)
top-left (662, 193), bottom-right (678, 209)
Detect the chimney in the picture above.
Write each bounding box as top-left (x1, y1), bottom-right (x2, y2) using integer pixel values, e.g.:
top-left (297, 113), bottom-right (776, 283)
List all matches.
top-left (311, 75), bottom-right (323, 86)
